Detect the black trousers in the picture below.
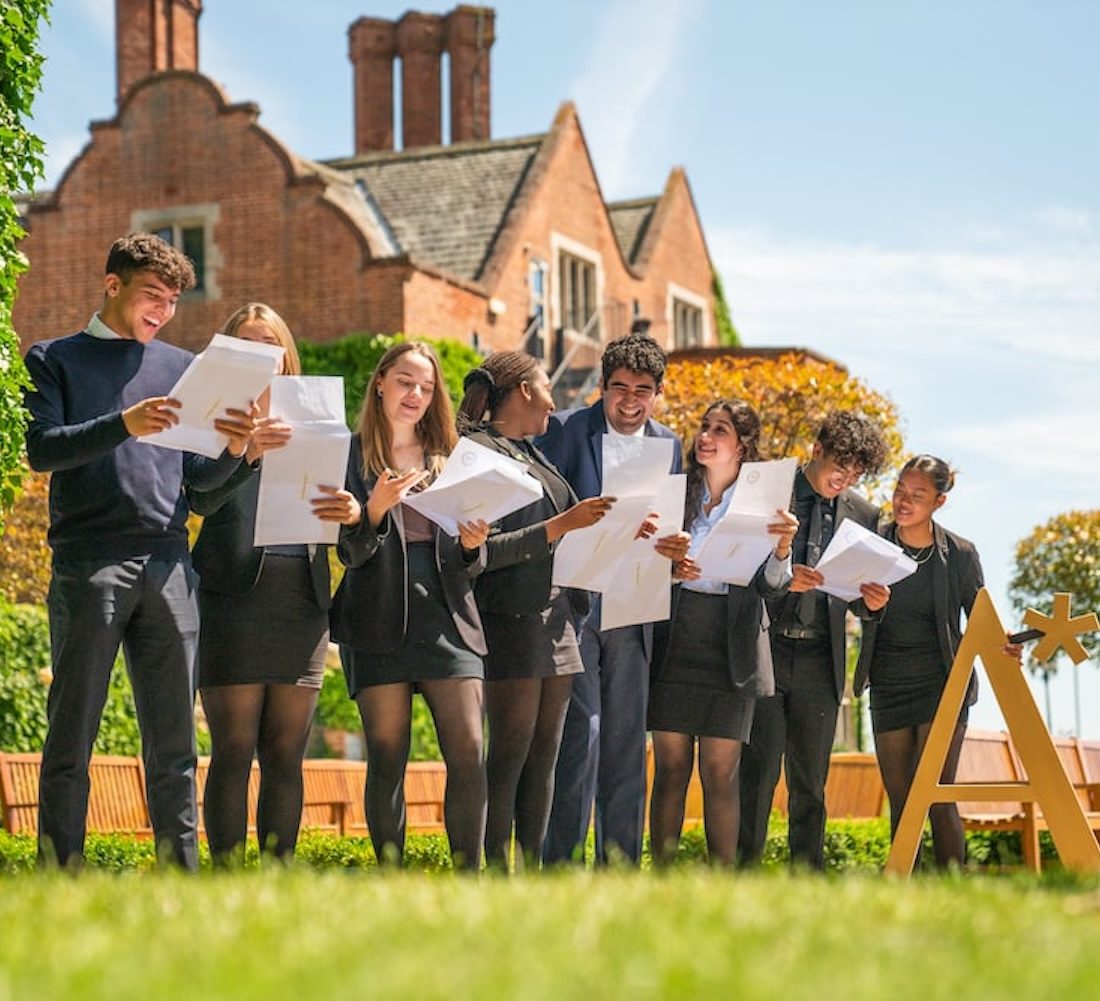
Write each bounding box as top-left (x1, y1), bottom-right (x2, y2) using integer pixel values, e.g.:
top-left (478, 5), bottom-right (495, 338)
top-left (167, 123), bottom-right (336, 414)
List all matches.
top-left (39, 556), bottom-right (200, 869)
top-left (738, 636), bottom-right (839, 870)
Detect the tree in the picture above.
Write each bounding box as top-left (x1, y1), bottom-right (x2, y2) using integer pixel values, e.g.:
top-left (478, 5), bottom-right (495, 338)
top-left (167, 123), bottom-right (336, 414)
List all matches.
top-left (0, 1), bottom-right (50, 530)
top-left (1009, 510), bottom-right (1100, 657)
top-left (660, 350), bottom-right (905, 499)
top-left (0, 465), bottom-right (50, 603)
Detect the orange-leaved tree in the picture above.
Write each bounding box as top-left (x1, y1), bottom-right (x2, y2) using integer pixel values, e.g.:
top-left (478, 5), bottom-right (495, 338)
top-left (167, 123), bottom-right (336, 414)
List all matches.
top-left (659, 351), bottom-right (905, 498)
top-left (0, 465), bottom-right (51, 604)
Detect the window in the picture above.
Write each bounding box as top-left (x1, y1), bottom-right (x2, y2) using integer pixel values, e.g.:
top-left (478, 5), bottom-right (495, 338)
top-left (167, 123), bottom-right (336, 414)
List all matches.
top-left (132, 203), bottom-right (221, 300)
top-left (672, 297), bottom-right (704, 348)
top-left (152, 223), bottom-right (207, 293)
top-left (559, 250), bottom-right (599, 339)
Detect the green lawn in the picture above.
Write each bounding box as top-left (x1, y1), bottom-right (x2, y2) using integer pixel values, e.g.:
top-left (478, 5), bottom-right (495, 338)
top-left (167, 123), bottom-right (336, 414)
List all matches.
top-left (2, 868), bottom-right (1100, 999)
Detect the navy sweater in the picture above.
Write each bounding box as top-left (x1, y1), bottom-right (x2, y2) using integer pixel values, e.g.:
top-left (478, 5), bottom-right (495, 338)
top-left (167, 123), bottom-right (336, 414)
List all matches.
top-left (24, 331), bottom-right (241, 562)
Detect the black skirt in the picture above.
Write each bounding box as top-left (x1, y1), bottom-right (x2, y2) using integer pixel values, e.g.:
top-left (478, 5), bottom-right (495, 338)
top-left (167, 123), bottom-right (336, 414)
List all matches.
top-left (342, 542), bottom-right (483, 694)
top-left (869, 651), bottom-right (965, 733)
top-left (198, 555), bottom-right (327, 689)
top-left (481, 589), bottom-right (583, 681)
top-left (647, 590), bottom-right (755, 741)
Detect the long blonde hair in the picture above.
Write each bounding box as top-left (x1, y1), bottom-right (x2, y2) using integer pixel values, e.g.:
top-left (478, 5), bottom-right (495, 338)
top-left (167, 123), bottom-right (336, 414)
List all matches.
top-left (220, 302), bottom-right (301, 375)
top-left (357, 341), bottom-right (457, 478)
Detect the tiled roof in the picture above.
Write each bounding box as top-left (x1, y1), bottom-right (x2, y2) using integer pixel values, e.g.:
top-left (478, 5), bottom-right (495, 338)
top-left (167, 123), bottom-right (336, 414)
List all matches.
top-left (607, 197), bottom-right (658, 265)
top-left (326, 135), bottom-right (544, 282)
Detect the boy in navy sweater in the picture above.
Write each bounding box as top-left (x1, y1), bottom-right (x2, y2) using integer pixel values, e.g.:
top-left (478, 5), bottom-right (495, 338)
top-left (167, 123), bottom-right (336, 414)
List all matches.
top-left (24, 233), bottom-right (255, 869)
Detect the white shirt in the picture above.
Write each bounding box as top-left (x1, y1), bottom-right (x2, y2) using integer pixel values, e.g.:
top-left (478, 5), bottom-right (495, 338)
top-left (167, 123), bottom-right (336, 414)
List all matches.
top-left (86, 312), bottom-right (123, 340)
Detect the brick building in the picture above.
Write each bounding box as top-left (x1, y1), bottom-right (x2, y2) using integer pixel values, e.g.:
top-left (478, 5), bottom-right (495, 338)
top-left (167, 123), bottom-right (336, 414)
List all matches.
top-left (16, 1), bottom-right (719, 396)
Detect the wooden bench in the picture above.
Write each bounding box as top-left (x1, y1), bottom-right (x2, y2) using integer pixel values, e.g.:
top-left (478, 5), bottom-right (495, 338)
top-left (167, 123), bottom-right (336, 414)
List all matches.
top-left (956, 729), bottom-right (1100, 872)
top-left (337, 760), bottom-right (447, 837)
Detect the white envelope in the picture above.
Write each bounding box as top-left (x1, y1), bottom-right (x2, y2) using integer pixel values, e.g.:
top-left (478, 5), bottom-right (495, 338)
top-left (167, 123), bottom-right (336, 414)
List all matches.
top-left (145, 334), bottom-right (285, 458)
top-left (401, 437), bottom-right (544, 537)
top-left (253, 376), bottom-right (351, 547)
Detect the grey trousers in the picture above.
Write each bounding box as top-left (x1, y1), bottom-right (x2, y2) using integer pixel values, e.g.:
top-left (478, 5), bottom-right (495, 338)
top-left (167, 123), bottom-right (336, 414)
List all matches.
top-left (738, 636), bottom-right (839, 870)
top-left (543, 620), bottom-right (649, 865)
top-left (39, 556), bottom-right (200, 870)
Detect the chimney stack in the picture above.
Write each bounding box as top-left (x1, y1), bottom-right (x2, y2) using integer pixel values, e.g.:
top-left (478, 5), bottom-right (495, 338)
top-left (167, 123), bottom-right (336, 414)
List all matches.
top-left (348, 6), bottom-right (495, 153)
top-left (349, 17), bottom-right (397, 154)
top-left (395, 12), bottom-right (446, 149)
top-left (445, 6), bottom-right (495, 143)
top-left (116, 0), bottom-right (203, 105)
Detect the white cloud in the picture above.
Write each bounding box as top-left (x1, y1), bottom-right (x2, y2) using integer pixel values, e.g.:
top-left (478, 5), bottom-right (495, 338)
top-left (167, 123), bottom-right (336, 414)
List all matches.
top-left (1032, 204), bottom-right (1093, 236)
top-left (568, 0), bottom-right (704, 197)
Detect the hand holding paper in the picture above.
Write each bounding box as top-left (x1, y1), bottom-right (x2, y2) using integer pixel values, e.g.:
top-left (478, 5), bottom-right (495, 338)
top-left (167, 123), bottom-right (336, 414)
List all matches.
top-left (812, 519), bottom-right (916, 602)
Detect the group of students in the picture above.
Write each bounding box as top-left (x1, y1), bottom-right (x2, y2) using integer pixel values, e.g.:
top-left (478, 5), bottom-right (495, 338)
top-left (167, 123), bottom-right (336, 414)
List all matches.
top-left (24, 232), bottom-right (997, 872)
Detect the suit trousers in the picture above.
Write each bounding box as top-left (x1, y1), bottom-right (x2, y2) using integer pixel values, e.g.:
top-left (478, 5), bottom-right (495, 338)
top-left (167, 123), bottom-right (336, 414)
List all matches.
top-left (543, 619), bottom-right (649, 865)
top-left (738, 636), bottom-right (839, 870)
top-left (39, 557), bottom-right (200, 870)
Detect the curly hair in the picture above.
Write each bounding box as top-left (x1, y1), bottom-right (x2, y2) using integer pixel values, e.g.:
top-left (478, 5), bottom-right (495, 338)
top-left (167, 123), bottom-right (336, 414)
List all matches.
top-left (684, 399), bottom-right (764, 527)
top-left (816, 411), bottom-right (887, 477)
top-left (600, 333), bottom-right (667, 387)
top-left (105, 232), bottom-right (196, 292)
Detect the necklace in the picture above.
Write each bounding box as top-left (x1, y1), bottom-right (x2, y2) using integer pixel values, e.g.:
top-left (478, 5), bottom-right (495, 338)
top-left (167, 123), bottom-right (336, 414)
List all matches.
top-left (899, 540), bottom-right (935, 565)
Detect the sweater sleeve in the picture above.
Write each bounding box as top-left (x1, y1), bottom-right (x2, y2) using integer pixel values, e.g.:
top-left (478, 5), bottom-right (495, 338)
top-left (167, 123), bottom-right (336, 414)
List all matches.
top-left (183, 448), bottom-right (245, 492)
top-left (24, 345), bottom-right (131, 472)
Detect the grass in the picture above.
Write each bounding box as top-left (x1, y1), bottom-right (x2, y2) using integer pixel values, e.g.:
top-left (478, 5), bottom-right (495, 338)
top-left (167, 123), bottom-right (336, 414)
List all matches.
top-left (2, 867), bottom-right (1100, 999)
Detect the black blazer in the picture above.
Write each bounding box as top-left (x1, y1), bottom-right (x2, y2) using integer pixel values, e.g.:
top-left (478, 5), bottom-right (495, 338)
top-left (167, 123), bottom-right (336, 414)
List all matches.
top-left (767, 483), bottom-right (882, 702)
top-left (853, 520), bottom-right (983, 705)
top-left (465, 427), bottom-right (589, 618)
top-left (329, 436), bottom-right (487, 656)
top-left (655, 558), bottom-right (790, 699)
top-left (189, 461), bottom-right (331, 609)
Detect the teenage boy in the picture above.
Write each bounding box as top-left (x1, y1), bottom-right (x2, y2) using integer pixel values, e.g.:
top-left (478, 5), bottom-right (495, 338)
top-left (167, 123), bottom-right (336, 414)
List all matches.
top-left (738, 410), bottom-right (889, 870)
top-left (538, 333), bottom-right (684, 865)
top-left (24, 232), bottom-right (255, 869)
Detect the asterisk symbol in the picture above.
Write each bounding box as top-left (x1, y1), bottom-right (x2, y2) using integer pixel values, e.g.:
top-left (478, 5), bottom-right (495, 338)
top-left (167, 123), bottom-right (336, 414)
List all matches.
top-left (1023, 592), bottom-right (1100, 665)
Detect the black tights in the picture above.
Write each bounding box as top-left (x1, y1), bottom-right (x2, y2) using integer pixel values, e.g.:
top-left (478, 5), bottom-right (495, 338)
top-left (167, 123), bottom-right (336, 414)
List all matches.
top-left (200, 683), bottom-right (319, 863)
top-left (650, 731), bottom-right (744, 866)
top-left (484, 676), bottom-right (573, 872)
top-left (875, 720), bottom-right (967, 867)
top-left (356, 678), bottom-right (485, 871)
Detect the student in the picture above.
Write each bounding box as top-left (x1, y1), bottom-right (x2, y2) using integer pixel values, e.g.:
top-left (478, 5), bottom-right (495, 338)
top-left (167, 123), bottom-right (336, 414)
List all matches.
top-left (854, 455), bottom-right (1019, 867)
top-left (538, 332), bottom-right (687, 866)
top-left (24, 232), bottom-right (255, 869)
top-left (648, 400), bottom-right (796, 865)
top-left (456, 351), bottom-right (615, 870)
top-left (330, 342), bottom-right (490, 871)
top-left (190, 303), bottom-right (361, 863)
top-left (738, 410), bottom-right (889, 871)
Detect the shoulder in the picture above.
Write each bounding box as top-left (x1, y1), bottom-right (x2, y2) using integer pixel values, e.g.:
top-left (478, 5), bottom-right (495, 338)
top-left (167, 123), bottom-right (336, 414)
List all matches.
top-left (841, 489), bottom-right (879, 522)
top-left (549, 402), bottom-right (601, 432)
top-left (147, 339), bottom-right (195, 369)
top-left (25, 332), bottom-right (88, 362)
top-left (646, 417), bottom-right (679, 441)
top-left (938, 523), bottom-right (979, 559)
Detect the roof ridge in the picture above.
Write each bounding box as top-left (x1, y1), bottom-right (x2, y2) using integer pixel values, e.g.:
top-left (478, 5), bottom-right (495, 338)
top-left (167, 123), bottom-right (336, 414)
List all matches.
top-left (323, 132), bottom-right (546, 169)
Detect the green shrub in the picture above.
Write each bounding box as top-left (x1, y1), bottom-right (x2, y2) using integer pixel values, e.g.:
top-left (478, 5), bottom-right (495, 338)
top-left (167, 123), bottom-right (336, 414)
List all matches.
top-left (0, 600), bottom-right (206, 755)
top-left (298, 332), bottom-right (483, 428)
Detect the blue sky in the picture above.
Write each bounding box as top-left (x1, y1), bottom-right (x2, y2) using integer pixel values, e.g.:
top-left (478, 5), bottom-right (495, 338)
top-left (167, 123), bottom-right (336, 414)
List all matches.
top-left (30, 1), bottom-right (1100, 735)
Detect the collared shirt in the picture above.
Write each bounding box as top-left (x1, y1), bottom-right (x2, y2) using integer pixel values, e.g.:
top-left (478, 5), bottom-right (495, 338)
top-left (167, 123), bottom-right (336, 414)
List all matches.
top-left (604, 422), bottom-right (646, 440)
top-left (86, 312), bottom-right (123, 340)
top-left (683, 479), bottom-right (791, 595)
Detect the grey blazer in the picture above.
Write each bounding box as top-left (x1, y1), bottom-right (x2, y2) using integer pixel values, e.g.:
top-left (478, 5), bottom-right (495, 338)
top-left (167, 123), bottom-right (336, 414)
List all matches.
top-left (329, 436), bottom-right (487, 656)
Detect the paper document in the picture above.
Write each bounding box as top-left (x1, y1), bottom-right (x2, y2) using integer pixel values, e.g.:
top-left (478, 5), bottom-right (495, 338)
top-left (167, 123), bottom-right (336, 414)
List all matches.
top-left (551, 495), bottom-right (655, 593)
top-left (600, 475), bottom-right (686, 630)
top-left (694, 459), bottom-right (797, 586)
top-left (145, 333), bottom-right (285, 458)
top-left (402, 437), bottom-right (544, 537)
top-left (814, 519), bottom-right (917, 602)
top-left (602, 435), bottom-right (675, 497)
top-left (253, 377), bottom-right (351, 546)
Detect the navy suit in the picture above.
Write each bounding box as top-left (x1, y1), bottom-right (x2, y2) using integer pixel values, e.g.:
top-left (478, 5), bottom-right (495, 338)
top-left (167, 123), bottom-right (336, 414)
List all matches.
top-left (536, 400), bottom-right (682, 864)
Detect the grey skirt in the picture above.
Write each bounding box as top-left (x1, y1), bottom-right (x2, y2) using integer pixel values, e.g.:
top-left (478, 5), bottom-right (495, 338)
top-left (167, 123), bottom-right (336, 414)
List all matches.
top-left (481, 589), bottom-right (584, 681)
top-left (198, 554), bottom-right (327, 689)
top-left (648, 590), bottom-right (755, 741)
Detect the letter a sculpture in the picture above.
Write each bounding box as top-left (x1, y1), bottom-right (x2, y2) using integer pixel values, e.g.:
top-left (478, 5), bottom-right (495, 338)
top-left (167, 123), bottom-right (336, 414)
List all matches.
top-left (885, 589), bottom-right (1100, 875)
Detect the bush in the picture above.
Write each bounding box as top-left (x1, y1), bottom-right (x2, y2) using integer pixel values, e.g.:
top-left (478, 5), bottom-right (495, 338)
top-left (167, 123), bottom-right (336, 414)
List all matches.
top-left (0, 466), bottom-right (50, 604)
top-left (298, 332), bottom-right (483, 428)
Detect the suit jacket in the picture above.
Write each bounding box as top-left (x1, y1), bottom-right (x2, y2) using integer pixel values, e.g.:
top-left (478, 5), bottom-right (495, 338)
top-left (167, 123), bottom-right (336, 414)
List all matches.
top-left (329, 436), bottom-right (487, 656)
top-left (654, 560), bottom-right (789, 699)
top-left (853, 520), bottom-right (983, 705)
top-left (534, 399), bottom-right (683, 501)
top-left (189, 461), bottom-right (331, 609)
top-left (768, 479), bottom-right (881, 702)
top-left (465, 426), bottom-right (588, 618)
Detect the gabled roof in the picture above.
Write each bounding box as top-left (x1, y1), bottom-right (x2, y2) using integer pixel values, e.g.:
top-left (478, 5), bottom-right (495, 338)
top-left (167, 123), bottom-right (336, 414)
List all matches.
top-left (607, 197), bottom-right (659, 266)
top-left (325, 134), bottom-right (544, 282)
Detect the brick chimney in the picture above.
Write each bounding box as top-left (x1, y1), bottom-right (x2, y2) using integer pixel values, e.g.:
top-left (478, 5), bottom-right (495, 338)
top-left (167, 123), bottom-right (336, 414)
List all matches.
top-left (395, 12), bottom-right (445, 149)
top-left (445, 6), bottom-right (494, 143)
top-left (116, 0), bottom-right (203, 105)
top-left (349, 17), bottom-right (397, 153)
